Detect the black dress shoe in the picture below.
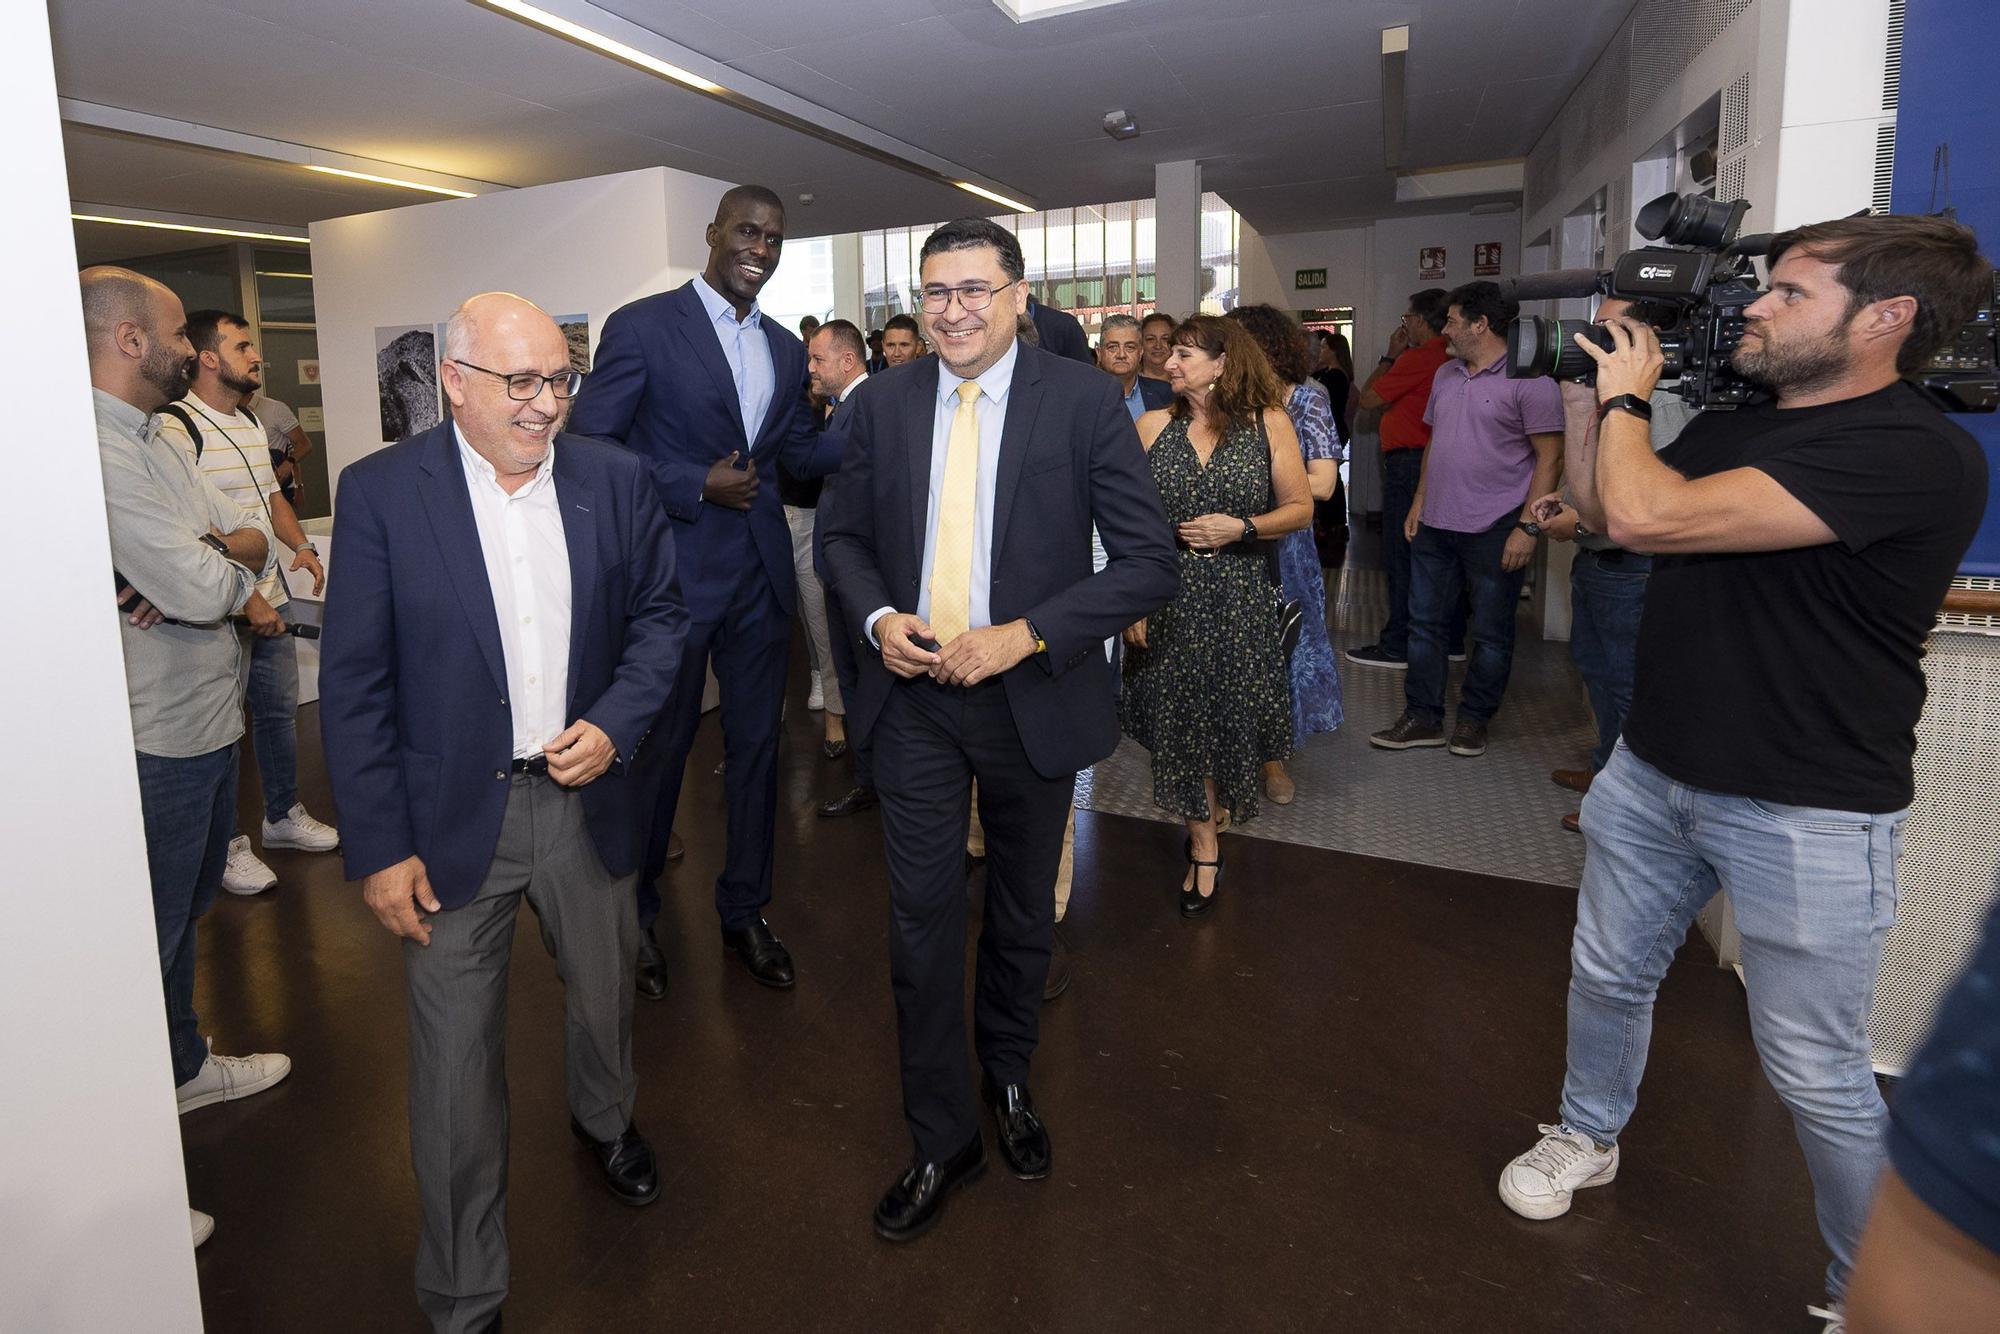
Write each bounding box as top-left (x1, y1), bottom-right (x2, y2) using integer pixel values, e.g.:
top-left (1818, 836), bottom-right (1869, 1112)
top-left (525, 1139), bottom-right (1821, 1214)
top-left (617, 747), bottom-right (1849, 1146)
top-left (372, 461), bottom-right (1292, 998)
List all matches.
top-left (873, 1134), bottom-right (986, 1242)
top-left (821, 737), bottom-right (849, 760)
top-left (1042, 928), bottom-right (1071, 1003)
top-left (1180, 840), bottom-right (1223, 918)
top-left (570, 1118), bottom-right (659, 1207)
top-left (981, 1079), bottom-right (1051, 1180)
top-left (635, 926), bottom-right (668, 1002)
top-left (721, 917), bottom-right (795, 988)
top-left (816, 786), bottom-right (878, 818)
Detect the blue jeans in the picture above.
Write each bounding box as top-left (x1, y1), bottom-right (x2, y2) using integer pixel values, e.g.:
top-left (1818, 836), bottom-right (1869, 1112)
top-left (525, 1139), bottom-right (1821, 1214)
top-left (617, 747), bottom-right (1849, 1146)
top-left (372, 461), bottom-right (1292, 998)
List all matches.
top-left (1562, 743), bottom-right (1901, 1301)
top-left (1377, 449), bottom-right (1424, 655)
top-left (135, 745), bottom-right (239, 1086)
top-left (1567, 548), bottom-right (1650, 770)
top-left (242, 626), bottom-right (300, 822)
top-left (1404, 512), bottom-right (1524, 725)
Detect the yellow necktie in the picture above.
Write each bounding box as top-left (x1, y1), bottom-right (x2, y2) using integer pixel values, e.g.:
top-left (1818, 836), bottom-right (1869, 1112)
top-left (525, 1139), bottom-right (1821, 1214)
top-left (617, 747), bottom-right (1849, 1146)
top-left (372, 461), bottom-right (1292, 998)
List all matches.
top-left (929, 381), bottom-right (981, 644)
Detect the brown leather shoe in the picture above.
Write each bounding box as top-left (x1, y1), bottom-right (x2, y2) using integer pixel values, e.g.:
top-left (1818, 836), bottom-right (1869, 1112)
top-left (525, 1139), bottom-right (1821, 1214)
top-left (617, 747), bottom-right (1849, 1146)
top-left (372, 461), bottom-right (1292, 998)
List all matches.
top-left (1561, 811), bottom-right (1581, 834)
top-left (1262, 761), bottom-right (1295, 805)
top-left (1447, 719), bottom-right (1488, 757)
top-left (1550, 768), bottom-right (1594, 795)
top-left (1369, 713), bottom-right (1446, 750)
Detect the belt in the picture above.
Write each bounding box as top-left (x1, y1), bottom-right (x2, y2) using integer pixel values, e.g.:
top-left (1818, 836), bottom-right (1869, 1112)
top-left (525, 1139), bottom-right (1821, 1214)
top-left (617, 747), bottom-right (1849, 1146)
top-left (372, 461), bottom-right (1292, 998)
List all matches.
top-left (510, 755), bottom-right (550, 776)
top-left (1581, 547), bottom-right (1652, 570)
top-left (1175, 537), bottom-right (1271, 560)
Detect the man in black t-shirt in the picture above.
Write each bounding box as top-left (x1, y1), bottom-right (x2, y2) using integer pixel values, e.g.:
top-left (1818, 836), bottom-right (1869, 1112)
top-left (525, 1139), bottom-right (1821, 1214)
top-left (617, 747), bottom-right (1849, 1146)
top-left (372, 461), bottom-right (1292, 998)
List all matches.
top-left (1495, 213), bottom-right (1991, 1329)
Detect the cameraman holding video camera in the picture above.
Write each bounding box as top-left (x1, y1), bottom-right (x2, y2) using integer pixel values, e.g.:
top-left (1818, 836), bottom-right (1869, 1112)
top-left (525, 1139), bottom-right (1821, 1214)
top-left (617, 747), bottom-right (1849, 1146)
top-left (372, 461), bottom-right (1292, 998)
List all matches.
top-left (1496, 213), bottom-right (1990, 1330)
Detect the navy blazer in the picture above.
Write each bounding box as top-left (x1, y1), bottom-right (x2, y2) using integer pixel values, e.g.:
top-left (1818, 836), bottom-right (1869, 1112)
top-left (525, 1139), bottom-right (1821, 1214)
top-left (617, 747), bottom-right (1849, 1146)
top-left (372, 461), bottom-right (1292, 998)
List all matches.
top-left (811, 385), bottom-right (863, 580)
top-left (818, 343), bottom-right (1178, 778)
top-left (565, 282), bottom-right (843, 623)
top-left (319, 425), bottom-right (688, 909)
top-left (1027, 298), bottom-right (1093, 364)
top-left (1136, 375), bottom-right (1175, 413)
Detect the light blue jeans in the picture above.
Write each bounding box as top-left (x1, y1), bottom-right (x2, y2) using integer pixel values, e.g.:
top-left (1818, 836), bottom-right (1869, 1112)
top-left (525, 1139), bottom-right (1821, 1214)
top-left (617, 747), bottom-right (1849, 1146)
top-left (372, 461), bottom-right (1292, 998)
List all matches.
top-left (1561, 741), bottom-right (1902, 1302)
top-left (241, 624), bottom-right (300, 822)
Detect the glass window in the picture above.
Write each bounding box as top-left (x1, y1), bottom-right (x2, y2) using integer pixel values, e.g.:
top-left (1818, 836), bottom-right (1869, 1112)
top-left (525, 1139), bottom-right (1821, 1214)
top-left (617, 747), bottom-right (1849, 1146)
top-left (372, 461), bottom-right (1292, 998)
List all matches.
top-left (758, 234), bottom-right (835, 339)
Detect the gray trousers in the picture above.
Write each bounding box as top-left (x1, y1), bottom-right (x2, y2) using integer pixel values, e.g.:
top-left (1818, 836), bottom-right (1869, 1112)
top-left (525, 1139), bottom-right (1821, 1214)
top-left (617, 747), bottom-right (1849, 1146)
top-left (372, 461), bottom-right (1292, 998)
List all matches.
top-left (406, 774), bottom-right (639, 1334)
top-left (783, 502), bottom-right (842, 714)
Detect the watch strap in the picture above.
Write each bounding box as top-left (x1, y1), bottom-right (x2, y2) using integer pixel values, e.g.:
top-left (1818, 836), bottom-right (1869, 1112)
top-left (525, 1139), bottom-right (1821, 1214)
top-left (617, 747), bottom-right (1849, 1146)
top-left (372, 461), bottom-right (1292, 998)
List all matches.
top-left (1598, 393), bottom-right (1653, 422)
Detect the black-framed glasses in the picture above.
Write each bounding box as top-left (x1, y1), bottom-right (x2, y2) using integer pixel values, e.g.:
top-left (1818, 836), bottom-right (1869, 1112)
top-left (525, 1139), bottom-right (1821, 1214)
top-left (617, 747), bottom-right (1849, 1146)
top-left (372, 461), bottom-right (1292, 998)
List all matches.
top-left (451, 359), bottom-right (584, 400)
top-left (918, 280), bottom-right (1017, 314)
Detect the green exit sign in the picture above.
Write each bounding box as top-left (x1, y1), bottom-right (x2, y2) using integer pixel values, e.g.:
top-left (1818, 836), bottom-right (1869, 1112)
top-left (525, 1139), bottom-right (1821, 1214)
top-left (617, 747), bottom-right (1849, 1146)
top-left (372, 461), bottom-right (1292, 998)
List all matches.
top-left (1295, 268), bottom-right (1328, 290)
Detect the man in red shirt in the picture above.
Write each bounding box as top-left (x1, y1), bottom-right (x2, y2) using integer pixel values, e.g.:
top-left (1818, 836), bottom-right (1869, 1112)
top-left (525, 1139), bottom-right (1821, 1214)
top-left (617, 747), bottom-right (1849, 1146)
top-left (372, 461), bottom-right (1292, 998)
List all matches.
top-left (1347, 288), bottom-right (1460, 668)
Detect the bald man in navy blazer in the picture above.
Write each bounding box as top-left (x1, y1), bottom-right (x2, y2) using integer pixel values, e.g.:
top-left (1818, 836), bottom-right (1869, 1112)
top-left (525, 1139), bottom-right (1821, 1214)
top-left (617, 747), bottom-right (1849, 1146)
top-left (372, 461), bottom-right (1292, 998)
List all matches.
top-left (568, 184), bottom-right (843, 994)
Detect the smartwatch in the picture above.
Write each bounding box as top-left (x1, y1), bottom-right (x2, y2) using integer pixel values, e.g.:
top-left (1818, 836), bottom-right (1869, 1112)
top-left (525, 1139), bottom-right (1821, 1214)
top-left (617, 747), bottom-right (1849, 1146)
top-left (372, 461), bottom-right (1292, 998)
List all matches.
top-left (1598, 393), bottom-right (1653, 423)
top-left (296, 541), bottom-right (319, 556)
top-left (199, 532), bottom-right (229, 555)
top-left (1024, 618), bottom-right (1048, 656)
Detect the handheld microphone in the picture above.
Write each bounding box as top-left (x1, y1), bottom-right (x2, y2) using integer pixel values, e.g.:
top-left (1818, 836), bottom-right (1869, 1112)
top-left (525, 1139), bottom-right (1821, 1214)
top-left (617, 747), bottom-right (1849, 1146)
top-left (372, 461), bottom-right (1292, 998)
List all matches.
top-left (1499, 269), bottom-right (1611, 302)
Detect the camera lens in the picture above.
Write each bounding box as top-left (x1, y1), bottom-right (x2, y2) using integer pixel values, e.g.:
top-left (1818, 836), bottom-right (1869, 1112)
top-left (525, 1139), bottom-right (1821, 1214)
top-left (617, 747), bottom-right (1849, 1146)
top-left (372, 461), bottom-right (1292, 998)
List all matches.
top-left (1507, 316), bottom-right (1607, 382)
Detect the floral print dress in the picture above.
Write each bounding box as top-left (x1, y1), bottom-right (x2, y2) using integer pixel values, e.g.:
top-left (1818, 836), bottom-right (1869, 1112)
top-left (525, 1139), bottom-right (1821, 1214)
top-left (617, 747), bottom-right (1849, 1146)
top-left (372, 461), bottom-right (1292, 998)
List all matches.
top-left (1119, 412), bottom-right (1294, 824)
top-left (1280, 380), bottom-right (1344, 740)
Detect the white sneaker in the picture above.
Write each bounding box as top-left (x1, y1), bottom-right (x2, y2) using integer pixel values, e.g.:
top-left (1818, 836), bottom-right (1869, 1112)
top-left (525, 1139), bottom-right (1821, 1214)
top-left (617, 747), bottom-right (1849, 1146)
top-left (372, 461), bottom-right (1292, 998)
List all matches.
top-left (261, 803), bottom-right (339, 852)
top-left (176, 1038), bottom-right (292, 1114)
top-left (222, 835), bottom-right (277, 895)
top-left (808, 671), bottom-right (825, 711)
top-left (1807, 1305), bottom-right (1845, 1333)
top-left (1498, 1123), bottom-right (1619, 1219)
top-left (190, 1208), bottom-right (214, 1248)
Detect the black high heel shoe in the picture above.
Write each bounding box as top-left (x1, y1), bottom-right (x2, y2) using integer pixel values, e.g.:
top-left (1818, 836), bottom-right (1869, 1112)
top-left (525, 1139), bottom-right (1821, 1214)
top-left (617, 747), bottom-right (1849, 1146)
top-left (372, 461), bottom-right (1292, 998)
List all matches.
top-left (1179, 838), bottom-right (1223, 917)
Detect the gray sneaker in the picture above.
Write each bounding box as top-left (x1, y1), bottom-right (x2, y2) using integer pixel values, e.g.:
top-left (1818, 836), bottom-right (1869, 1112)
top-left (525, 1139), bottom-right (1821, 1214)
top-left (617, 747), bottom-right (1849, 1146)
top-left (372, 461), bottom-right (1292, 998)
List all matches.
top-left (1498, 1124), bottom-right (1618, 1219)
top-left (1369, 713), bottom-right (1445, 749)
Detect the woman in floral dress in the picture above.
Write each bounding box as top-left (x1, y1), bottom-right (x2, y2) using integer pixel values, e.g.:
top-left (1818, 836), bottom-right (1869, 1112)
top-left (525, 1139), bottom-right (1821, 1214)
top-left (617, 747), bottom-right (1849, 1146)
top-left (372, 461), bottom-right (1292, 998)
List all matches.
top-left (1119, 317), bottom-right (1314, 917)
top-left (1225, 305), bottom-right (1345, 806)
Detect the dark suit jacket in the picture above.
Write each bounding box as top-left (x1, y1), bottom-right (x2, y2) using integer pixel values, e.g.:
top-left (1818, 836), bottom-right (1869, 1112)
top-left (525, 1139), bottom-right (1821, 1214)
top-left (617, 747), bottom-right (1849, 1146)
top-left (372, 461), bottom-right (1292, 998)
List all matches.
top-left (1136, 375), bottom-right (1176, 413)
top-left (565, 281), bottom-right (843, 622)
top-left (811, 385), bottom-right (863, 581)
top-left (1027, 298), bottom-right (1093, 364)
top-left (320, 425), bottom-right (688, 909)
top-left (819, 343), bottom-right (1178, 778)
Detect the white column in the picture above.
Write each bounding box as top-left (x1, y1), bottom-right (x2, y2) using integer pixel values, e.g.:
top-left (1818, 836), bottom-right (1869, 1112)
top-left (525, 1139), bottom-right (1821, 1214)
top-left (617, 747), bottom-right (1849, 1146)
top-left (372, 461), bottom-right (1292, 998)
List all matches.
top-left (0, 6), bottom-right (206, 1332)
top-left (829, 231), bottom-right (864, 328)
top-left (1153, 159), bottom-right (1202, 318)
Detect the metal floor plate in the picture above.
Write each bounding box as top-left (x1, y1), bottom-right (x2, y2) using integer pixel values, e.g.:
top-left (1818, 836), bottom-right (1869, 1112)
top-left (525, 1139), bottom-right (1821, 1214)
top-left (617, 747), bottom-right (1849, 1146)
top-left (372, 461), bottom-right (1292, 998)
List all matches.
top-left (1077, 564), bottom-right (1596, 887)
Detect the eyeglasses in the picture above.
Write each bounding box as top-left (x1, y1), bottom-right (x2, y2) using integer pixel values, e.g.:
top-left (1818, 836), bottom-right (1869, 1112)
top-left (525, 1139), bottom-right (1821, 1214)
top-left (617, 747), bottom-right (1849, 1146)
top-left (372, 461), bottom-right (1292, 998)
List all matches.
top-left (451, 359), bottom-right (584, 400)
top-left (918, 280), bottom-right (1016, 314)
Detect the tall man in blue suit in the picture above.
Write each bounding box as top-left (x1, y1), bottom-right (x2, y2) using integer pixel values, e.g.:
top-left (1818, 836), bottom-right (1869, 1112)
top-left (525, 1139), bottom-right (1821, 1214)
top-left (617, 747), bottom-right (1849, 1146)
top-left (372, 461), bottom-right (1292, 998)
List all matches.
top-left (819, 219), bottom-right (1178, 1241)
top-left (568, 184), bottom-right (842, 994)
top-left (320, 294), bottom-right (686, 1334)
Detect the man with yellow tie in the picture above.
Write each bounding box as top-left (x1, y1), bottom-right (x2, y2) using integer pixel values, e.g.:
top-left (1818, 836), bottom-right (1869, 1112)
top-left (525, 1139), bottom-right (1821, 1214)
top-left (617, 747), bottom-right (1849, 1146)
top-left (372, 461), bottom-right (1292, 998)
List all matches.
top-left (819, 218), bottom-right (1178, 1242)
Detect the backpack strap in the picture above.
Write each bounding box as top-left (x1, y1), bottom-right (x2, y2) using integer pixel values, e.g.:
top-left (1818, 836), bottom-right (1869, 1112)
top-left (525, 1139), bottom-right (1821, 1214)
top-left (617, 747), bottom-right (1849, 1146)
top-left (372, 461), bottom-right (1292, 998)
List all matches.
top-left (157, 404), bottom-right (204, 461)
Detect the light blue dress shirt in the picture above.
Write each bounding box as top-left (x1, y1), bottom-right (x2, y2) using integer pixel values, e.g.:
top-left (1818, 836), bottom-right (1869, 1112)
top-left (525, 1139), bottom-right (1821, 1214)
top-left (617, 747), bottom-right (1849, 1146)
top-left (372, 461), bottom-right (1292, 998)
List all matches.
top-left (867, 338), bottom-right (1019, 643)
top-left (692, 274), bottom-right (774, 449)
top-left (1121, 379), bottom-right (1147, 422)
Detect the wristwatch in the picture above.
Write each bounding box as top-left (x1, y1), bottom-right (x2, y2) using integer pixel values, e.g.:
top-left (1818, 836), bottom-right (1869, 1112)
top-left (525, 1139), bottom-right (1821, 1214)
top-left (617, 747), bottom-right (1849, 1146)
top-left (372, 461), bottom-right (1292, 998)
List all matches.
top-left (1024, 618), bottom-right (1048, 656)
top-left (1241, 517), bottom-right (1259, 543)
top-left (199, 533), bottom-right (229, 555)
top-left (296, 541), bottom-right (319, 556)
top-left (1598, 393), bottom-right (1653, 423)
top-left (1516, 519), bottom-right (1545, 538)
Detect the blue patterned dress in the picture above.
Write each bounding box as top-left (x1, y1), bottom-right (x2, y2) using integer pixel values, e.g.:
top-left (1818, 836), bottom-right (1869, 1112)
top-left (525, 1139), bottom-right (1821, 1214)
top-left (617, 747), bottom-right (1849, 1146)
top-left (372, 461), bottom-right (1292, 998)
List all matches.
top-left (1280, 381), bottom-right (1344, 739)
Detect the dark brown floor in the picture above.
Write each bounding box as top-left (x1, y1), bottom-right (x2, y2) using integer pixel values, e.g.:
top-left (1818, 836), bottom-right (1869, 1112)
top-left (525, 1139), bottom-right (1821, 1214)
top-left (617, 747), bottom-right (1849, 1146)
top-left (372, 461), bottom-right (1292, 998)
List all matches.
top-left (188, 665), bottom-right (1829, 1332)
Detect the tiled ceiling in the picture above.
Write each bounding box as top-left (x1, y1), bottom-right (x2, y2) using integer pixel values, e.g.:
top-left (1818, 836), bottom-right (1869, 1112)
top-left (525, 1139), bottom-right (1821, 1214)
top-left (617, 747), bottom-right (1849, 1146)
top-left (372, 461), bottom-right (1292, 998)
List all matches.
top-left (49, 0), bottom-right (1635, 247)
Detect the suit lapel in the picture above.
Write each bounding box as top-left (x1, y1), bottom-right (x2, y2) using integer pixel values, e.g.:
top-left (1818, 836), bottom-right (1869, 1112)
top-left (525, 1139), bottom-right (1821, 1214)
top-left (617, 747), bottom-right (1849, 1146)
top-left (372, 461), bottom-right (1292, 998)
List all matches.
top-left (988, 345), bottom-right (1045, 574)
top-left (552, 440), bottom-right (599, 707)
top-left (671, 284), bottom-right (748, 448)
top-left (415, 427), bottom-right (509, 697)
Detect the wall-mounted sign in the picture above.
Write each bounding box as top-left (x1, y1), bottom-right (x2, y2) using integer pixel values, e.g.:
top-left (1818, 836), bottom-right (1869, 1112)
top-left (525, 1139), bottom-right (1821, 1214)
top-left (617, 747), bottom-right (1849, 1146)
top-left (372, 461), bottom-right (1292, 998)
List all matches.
top-left (298, 359), bottom-right (321, 385)
top-left (297, 406), bottom-right (325, 433)
top-left (1419, 247), bottom-right (1447, 280)
top-left (1295, 268), bottom-right (1328, 291)
top-left (1474, 242), bottom-right (1504, 276)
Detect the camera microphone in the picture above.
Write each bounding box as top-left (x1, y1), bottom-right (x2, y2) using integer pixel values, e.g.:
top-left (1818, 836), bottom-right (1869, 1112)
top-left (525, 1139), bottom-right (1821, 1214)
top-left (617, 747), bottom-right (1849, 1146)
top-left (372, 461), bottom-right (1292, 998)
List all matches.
top-left (1499, 269), bottom-right (1612, 302)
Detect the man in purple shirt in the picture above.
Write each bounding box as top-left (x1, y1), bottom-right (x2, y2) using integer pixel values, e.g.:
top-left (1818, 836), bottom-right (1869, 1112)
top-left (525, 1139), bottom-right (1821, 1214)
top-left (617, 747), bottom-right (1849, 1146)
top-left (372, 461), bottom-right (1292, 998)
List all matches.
top-left (1371, 281), bottom-right (1563, 757)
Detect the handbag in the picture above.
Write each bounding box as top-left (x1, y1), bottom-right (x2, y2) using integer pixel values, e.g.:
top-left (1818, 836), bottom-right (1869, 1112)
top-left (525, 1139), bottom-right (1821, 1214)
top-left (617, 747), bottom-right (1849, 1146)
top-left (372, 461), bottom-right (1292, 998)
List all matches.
top-left (1253, 412), bottom-right (1306, 658)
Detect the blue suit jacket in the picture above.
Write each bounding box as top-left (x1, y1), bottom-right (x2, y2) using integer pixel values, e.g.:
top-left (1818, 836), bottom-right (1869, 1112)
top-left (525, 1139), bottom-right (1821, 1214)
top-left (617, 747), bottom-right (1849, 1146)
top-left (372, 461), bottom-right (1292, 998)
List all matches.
top-left (1027, 298), bottom-right (1093, 364)
top-left (811, 386), bottom-right (863, 580)
top-left (1136, 376), bottom-right (1175, 413)
top-left (565, 281), bottom-right (843, 622)
top-left (818, 344), bottom-right (1179, 778)
top-left (319, 425), bottom-right (688, 909)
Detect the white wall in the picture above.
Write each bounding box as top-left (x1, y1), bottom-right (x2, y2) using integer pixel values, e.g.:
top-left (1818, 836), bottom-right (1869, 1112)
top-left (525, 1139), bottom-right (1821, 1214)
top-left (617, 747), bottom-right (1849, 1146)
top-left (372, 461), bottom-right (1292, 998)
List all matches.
top-left (0, 7), bottom-right (206, 1331)
top-left (312, 166), bottom-right (731, 494)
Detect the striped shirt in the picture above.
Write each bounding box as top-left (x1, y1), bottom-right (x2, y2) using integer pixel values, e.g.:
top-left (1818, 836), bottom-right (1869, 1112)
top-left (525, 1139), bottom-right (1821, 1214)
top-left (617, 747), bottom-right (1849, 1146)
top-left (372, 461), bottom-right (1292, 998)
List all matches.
top-left (156, 397), bottom-right (286, 605)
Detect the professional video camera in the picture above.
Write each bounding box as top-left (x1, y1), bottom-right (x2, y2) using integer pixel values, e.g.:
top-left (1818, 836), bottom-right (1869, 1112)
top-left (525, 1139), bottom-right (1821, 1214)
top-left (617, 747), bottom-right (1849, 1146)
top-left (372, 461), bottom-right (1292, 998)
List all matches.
top-left (1504, 193), bottom-right (2000, 413)
top-left (1503, 191), bottom-right (1768, 411)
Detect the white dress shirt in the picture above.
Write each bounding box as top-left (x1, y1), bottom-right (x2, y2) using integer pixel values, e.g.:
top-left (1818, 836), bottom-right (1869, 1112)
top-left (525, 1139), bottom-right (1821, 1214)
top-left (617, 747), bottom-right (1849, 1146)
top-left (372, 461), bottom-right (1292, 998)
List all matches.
top-left (456, 426), bottom-right (572, 759)
top-left (866, 339), bottom-right (1019, 643)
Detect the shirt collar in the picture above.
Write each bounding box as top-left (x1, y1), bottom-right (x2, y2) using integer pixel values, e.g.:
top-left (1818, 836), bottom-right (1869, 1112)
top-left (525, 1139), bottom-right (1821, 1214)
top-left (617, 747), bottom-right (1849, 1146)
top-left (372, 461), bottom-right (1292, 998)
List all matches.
top-left (837, 370), bottom-right (869, 402)
top-left (1449, 353), bottom-right (1507, 380)
top-left (938, 337), bottom-right (1020, 408)
top-left (94, 386), bottom-right (157, 440)
top-left (694, 273), bottom-right (761, 330)
top-left (454, 422), bottom-right (557, 494)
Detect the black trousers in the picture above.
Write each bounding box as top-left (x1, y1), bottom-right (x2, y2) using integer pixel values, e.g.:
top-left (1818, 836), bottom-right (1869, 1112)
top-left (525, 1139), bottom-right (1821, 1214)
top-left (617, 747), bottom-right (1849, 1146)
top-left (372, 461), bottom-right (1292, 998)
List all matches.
top-left (822, 582), bottom-right (874, 790)
top-left (637, 562), bottom-right (790, 932)
top-left (874, 674), bottom-right (1074, 1162)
